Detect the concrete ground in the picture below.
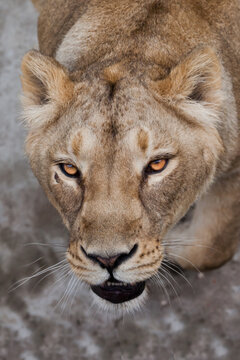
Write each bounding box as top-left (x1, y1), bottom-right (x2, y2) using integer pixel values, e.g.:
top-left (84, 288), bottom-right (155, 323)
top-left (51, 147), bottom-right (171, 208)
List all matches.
top-left (0, 1), bottom-right (240, 359)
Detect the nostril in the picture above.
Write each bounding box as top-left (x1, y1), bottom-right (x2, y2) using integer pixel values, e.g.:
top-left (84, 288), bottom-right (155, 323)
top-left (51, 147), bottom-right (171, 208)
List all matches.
top-left (80, 243), bottom-right (138, 270)
top-left (80, 245), bottom-right (88, 258)
top-left (114, 243), bottom-right (138, 268)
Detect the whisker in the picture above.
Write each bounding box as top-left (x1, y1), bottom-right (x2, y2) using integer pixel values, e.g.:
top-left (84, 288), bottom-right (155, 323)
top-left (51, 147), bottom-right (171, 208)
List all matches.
top-left (163, 242), bottom-right (221, 253)
top-left (53, 268), bottom-right (73, 289)
top-left (23, 242), bottom-right (66, 248)
top-left (69, 276), bottom-right (81, 310)
top-left (32, 264), bottom-right (70, 291)
top-left (31, 263), bottom-right (51, 276)
top-left (157, 269), bottom-right (180, 299)
top-left (48, 269), bottom-right (73, 302)
top-left (9, 259), bottom-right (68, 292)
top-left (161, 258), bottom-right (193, 290)
top-left (151, 273), bottom-right (172, 307)
top-left (162, 237), bottom-right (221, 254)
top-left (22, 256), bottom-right (44, 268)
top-left (63, 276), bottom-right (79, 315)
top-left (61, 275), bottom-right (77, 315)
top-left (56, 273), bottom-right (76, 314)
top-left (159, 265), bottom-right (181, 292)
top-left (166, 252), bottom-right (201, 273)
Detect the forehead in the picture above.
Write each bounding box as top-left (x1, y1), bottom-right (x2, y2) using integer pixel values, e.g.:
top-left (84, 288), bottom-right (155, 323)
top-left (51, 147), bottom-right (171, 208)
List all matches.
top-left (53, 83), bottom-right (184, 160)
top-left (70, 111), bottom-right (178, 160)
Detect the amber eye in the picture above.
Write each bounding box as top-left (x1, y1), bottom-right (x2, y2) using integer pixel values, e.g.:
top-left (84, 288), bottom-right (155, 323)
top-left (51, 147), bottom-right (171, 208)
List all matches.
top-left (145, 159), bottom-right (168, 175)
top-left (59, 163), bottom-right (80, 178)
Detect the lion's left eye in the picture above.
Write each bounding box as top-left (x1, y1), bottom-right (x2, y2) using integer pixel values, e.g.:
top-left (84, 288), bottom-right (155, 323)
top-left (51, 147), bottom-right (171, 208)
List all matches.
top-left (145, 159), bottom-right (168, 175)
top-left (59, 163), bottom-right (80, 178)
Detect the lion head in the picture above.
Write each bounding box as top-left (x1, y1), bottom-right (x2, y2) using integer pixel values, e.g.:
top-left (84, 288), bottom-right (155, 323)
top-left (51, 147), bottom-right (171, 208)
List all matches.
top-left (21, 47), bottom-right (225, 311)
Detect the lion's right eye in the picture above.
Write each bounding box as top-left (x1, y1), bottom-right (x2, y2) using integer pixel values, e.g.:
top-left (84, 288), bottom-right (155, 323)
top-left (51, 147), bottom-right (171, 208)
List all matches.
top-left (145, 158), bottom-right (168, 175)
top-left (59, 163), bottom-right (80, 178)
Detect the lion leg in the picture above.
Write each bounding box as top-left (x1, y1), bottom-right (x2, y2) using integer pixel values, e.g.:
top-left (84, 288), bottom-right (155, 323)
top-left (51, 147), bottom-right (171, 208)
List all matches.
top-left (166, 175), bottom-right (240, 270)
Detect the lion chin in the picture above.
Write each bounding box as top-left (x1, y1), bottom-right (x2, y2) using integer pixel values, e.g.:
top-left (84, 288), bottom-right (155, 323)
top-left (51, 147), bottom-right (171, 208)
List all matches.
top-left (90, 283), bottom-right (149, 315)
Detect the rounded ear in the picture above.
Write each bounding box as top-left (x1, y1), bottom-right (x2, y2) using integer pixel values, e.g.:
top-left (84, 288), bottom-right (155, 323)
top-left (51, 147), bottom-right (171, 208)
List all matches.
top-left (153, 47), bottom-right (222, 105)
top-left (21, 49), bottom-right (74, 106)
top-left (150, 47), bottom-right (223, 126)
top-left (21, 50), bottom-right (74, 127)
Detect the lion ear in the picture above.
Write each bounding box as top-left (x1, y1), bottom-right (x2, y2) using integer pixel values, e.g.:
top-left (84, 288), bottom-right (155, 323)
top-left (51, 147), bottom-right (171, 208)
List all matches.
top-left (152, 47), bottom-right (223, 123)
top-left (21, 50), bottom-right (74, 127)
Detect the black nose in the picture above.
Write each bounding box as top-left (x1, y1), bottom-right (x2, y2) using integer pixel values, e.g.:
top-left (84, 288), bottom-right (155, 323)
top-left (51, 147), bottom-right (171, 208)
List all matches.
top-left (81, 244), bottom-right (138, 272)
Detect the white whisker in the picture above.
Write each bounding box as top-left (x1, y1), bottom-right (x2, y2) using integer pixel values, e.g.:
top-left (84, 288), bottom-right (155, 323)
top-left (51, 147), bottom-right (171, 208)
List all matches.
top-left (32, 264), bottom-right (70, 291)
top-left (55, 273), bottom-right (75, 313)
top-left (157, 269), bottom-right (180, 300)
top-left (161, 258), bottom-right (193, 290)
top-left (61, 276), bottom-right (78, 315)
top-left (22, 256), bottom-right (44, 268)
top-left (151, 273), bottom-right (172, 307)
top-left (159, 265), bottom-right (181, 292)
top-left (23, 242), bottom-right (66, 248)
top-left (166, 252), bottom-right (201, 272)
top-left (162, 236), bottom-right (221, 254)
top-left (9, 259), bottom-right (68, 292)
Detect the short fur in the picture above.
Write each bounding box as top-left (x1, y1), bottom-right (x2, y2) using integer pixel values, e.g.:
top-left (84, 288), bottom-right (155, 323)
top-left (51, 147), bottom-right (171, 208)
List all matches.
top-left (22, 0), bottom-right (240, 311)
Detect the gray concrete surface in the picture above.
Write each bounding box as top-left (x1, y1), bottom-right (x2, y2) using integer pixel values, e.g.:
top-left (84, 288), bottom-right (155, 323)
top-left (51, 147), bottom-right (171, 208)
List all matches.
top-left (0, 1), bottom-right (240, 359)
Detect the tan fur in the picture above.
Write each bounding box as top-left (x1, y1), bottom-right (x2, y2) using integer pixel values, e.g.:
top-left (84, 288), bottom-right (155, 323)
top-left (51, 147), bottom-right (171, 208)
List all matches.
top-left (21, 50), bottom-right (74, 105)
top-left (21, 0), bottom-right (240, 310)
top-left (103, 63), bottom-right (125, 85)
top-left (152, 47), bottom-right (222, 106)
top-left (31, 0), bottom-right (46, 12)
top-left (137, 129), bottom-right (149, 153)
top-left (21, 50), bottom-right (75, 129)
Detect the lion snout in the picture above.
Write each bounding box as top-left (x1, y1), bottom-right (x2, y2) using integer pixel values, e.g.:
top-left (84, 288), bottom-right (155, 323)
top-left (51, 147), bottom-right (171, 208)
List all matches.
top-left (80, 242), bottom-right (138, 273)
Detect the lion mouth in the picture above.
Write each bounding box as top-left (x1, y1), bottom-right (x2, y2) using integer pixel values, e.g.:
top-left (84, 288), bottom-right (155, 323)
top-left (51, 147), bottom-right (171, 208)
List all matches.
top-left (91, 277), bottom-right (145, 304)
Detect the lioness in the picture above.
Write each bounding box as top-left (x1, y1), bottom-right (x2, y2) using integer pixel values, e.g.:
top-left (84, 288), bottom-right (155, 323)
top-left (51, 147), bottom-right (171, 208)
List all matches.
top-left (21, 0), bottom-right (240, 311)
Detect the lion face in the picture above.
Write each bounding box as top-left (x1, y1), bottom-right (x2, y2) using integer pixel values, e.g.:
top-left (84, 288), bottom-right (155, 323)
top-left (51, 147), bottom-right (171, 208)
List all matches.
top-left (21, 48), bottom-right (224, 311)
